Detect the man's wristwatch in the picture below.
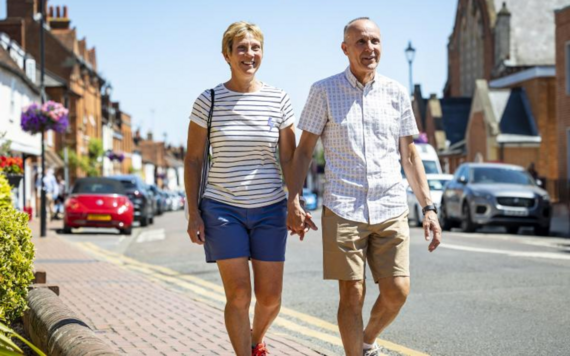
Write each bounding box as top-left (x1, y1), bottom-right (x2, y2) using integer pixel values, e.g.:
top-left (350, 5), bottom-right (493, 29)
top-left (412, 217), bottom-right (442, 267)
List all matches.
top-left (422, 205), bottom-right (437, 215)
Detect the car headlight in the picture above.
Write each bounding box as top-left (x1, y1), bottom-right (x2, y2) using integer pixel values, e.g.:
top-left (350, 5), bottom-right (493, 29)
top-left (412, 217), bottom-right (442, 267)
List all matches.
top-left (541, 194), bottom-right (550, 202)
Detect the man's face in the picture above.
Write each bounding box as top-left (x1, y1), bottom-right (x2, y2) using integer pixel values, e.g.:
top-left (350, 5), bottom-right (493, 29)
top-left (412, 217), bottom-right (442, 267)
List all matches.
top-left (342, 20), bottom-right (381, 74)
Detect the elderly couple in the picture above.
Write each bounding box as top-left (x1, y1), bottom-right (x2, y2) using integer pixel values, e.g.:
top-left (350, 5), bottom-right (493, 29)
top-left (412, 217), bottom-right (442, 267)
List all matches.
top-left (184, 17), bottom-right (442, 356)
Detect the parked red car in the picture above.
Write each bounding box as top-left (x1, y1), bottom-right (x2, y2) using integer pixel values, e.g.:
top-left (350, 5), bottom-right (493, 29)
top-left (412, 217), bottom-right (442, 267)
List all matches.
top-left (64, 177), bottom-right (134, 235)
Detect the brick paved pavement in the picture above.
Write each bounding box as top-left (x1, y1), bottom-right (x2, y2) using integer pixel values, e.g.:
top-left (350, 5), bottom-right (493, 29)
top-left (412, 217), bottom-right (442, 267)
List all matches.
top-left (29, 221), bottom-right (323, 356)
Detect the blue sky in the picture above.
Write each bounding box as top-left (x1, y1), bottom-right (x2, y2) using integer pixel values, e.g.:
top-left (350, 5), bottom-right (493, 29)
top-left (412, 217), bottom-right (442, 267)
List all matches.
top-left (1, 0), bottom-right (458, 146)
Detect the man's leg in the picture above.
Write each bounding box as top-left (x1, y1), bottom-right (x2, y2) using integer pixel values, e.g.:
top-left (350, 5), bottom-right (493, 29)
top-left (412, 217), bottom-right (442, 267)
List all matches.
top-left (338, 279), bottom-right (366, 356)
top-left (217, 257), bottom-right (252, 356)
top-left (363, 276), bottom-right (410, 344)
top-left (251, 260), bottom-right (284, 345)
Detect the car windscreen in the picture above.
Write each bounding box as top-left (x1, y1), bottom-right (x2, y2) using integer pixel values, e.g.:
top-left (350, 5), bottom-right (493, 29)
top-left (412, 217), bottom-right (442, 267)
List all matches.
top-left (117, 180), bottom-right (138, 191)
top-left (428, 179), bottom-right (450, 191)
top-left (422, 161), bottom-right (439, 174)
top-left (72, 180), bottom-right (125, 194)
top-left (471, 167), bottom-right (534, 185)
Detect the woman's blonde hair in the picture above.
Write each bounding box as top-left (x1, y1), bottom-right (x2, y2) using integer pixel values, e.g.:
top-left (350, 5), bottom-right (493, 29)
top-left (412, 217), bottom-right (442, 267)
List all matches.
top-left (222, 21), bottom-right (264, 58)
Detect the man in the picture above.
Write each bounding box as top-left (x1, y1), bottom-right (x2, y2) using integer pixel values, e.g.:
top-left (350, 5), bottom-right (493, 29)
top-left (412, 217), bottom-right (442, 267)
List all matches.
top-left (287, 18), bottom-right (442, 356)
top-left (43, 168), bottom-right (59, 221)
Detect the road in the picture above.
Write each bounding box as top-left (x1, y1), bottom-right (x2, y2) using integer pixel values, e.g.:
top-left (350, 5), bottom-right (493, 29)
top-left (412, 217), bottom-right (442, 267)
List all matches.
top-left (58, 209), bottom-right (570, 356)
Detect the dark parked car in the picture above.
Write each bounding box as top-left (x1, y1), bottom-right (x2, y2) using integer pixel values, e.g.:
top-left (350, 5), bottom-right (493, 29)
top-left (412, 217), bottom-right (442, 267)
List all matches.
top-left (109, 175), bottom-right (154, 227)
top-left (440, 163), bottom-right (551, 235)
top-left (148, 185), bottom-right (166, 216)
top-left (64, 177), bottom-right (134, 235)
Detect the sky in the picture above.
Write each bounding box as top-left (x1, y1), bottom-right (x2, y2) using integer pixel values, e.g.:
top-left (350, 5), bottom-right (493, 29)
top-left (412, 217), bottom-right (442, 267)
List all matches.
top-left (1, 0), bottom-right (458, 147)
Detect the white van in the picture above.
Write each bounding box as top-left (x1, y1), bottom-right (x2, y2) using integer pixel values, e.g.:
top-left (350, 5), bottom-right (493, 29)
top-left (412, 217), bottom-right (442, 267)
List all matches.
top-left (416, 143), bottom-right (442, 174)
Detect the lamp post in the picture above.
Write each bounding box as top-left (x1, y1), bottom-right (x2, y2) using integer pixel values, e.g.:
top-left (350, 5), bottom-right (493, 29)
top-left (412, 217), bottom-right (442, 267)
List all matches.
top-left (39, 0), bottom-right (47, 237)
top-left (405, 41), bottom-right (416, 96)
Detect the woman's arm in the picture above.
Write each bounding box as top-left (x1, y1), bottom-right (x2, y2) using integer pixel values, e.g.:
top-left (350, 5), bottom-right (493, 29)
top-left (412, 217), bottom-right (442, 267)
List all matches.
top-left (184, 121), bottom-right (208, 244)
top-left (278, 124), bottom-right (297, 198)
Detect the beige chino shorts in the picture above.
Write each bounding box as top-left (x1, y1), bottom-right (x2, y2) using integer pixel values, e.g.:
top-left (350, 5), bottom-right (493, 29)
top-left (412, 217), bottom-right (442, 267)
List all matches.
top-left (321, 206), bottom-right (410, 282)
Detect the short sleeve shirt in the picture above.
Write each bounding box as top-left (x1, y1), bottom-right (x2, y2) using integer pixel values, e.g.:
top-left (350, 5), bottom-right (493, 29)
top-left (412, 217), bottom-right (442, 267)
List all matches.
top-left (190, 83), bottom-right (294, 208)
top-left (298, 67), bottom-right (419, 224)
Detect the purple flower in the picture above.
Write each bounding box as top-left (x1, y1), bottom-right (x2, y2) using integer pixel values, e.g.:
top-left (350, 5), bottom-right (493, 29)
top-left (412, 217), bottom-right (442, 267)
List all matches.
top-left (21, 101), bottom-right (69, 134)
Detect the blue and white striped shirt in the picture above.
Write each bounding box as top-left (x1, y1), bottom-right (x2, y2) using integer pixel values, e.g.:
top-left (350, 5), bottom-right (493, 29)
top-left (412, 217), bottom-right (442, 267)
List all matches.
top-left (190, 83), bottom-right (294, 208)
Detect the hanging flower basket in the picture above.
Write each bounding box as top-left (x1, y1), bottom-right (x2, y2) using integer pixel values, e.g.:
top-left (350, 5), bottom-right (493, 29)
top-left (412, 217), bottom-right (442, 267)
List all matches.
top-left (5, 174), bottom-right (23, 188)
top-left (106, 151), bottom-right (125, 162)
top-left (21, 101), bottom-right (69, 134)
top-left (0, 156), bottom-right (24, 187)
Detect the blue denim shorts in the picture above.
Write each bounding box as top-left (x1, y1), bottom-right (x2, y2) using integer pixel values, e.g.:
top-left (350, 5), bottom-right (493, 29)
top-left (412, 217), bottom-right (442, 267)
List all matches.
top-left (199, 198), bottom-right (288, 263)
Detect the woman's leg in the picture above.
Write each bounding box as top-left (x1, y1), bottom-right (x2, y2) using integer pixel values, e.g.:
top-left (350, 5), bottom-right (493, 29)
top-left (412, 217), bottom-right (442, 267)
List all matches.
top-left (251, 260), bottom-right (284, 345)
top-left (217, 257), bottom-right (252, 356)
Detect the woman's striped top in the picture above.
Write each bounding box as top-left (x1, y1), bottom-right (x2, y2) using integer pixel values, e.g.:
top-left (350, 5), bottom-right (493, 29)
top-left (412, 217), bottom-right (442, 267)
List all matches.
top-left (190, 83), bottom-right (295, 208)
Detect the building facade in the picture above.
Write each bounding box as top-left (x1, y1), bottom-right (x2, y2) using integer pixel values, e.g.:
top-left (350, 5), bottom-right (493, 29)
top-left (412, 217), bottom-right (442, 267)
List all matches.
top-left (555, 5), bottom-right (570, 203)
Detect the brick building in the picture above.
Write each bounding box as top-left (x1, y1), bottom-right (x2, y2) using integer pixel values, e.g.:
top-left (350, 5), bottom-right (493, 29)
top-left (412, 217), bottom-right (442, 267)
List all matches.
top-left (445, 0), bottom-right (569, 97)
top-left (102, 94), bottom-right (134, 176)
top-left (0, 0), bottom-right (106, 181)
top-left (419, 0), bottom-right (568, 201)
top-left (555, 5), bottom-right (570, 203)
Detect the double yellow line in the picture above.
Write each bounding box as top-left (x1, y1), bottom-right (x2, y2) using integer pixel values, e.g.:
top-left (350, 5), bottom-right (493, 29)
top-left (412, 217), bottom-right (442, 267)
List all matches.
top-left (77, 242), bottom-right (428, 356)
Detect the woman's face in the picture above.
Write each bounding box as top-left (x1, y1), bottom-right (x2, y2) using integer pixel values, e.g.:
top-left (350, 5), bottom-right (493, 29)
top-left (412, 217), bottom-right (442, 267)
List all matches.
top-left (225, 32), bottom-right (263, 78)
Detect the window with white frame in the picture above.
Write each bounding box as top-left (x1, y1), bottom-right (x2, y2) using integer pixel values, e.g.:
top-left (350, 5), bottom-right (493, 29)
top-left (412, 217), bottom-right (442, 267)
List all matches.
top-left (47, 130), bottom-right (53, 147)
top-left (9, 78), bottom-right (16, 122)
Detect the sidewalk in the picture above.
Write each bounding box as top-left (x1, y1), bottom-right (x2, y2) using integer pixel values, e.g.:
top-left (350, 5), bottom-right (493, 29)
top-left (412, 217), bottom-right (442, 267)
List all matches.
top-left (28, 219), bottom-right (323, 355)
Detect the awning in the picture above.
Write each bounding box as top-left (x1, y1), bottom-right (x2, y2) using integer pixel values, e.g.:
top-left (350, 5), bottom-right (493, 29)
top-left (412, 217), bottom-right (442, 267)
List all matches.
top-left (44, 150), bottom-right (64, 169)
top-left (0, 139), bottom-right (41, 156)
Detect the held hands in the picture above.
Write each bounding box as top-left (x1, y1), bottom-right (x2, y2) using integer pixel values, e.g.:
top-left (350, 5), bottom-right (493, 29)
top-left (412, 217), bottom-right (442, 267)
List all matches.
top-left (287, 200), bottom-right (318, 240)
top-left (187, 212), bottom-right (206, 245)
top-left (423, 210), bottom-right (442, 252)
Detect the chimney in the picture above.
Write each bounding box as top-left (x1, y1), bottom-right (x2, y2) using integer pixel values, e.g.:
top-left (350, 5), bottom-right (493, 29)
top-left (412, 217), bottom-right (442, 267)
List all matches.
top-left (48, 4), bottom-right (71, 30)
top-left (494, 2), bottom-right (511, 67)
top-left (147, 132), bottom-right (153, 141)
top-left (6, 0), bottom-right (37, 20)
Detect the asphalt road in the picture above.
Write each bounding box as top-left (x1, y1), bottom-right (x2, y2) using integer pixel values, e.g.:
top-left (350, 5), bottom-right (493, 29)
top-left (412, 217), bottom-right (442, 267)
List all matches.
top-left (59, 209), bottom-right (570, 356)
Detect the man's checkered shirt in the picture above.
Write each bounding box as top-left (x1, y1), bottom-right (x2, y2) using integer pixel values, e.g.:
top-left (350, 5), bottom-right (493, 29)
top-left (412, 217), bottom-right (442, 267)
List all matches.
top-left (298, 67), bottom-right (419, 224)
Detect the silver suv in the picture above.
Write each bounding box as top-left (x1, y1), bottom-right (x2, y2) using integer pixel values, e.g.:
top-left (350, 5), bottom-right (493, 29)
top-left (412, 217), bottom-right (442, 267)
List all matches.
top-left (440, 163), bottom-right (551, 235)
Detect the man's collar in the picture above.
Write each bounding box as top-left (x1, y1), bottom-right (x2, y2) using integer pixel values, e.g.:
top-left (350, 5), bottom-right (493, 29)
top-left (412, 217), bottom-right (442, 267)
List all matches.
top-left (344, 67), bottom-right (377, 89)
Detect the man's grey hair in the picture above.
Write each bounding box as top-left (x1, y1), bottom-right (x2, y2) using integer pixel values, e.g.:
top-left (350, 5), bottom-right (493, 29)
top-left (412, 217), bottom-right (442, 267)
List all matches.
top-left (343, 17), bottom-right (370, 41)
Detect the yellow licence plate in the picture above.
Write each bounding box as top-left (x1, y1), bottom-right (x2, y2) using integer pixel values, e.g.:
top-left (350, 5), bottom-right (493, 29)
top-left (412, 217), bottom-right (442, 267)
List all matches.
top-left (87, 214), bottom-right (112, 221)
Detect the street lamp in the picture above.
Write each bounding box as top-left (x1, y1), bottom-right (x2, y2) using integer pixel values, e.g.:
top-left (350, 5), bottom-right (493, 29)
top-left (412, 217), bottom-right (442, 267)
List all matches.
top-left (405, 41), bottom-right (416, 96)
top-left (39, 0), bottom-right (47, 237)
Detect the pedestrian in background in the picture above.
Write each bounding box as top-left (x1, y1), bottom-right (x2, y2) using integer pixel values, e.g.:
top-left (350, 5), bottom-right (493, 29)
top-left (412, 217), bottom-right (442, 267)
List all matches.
top-left (38, 168), bottom-right (59, 221)
top-left (183, 21), bottom-right (309, 356)
top-left (287, 17), bottom-right (442, 356)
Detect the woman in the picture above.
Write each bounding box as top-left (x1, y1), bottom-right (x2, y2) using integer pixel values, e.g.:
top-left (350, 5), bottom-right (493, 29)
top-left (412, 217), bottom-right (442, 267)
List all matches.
top-left (184, 21), bottom-right (297, 356)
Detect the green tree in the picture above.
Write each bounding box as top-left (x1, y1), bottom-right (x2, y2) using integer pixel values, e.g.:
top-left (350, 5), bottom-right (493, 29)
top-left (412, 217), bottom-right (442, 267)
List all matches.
top-left (60, 138), bottom-right (105, 177)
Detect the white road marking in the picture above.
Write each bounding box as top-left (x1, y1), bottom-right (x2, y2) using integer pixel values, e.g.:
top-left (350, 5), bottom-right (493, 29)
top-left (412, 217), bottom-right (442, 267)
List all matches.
top-left (441, 243), bottom-right (570, 260)
top-left (136, 229), bottom-right (166, 243)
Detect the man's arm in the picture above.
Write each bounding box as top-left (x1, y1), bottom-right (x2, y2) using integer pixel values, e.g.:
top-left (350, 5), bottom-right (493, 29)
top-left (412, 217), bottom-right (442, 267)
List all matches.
top-left (286, 131), bottom-right (320, 239)
top-left (399, 136), bottom-right (441, 252)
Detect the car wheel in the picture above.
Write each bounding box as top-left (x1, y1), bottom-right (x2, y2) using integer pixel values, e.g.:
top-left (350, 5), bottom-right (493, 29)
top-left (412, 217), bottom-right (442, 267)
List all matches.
top-left (63, 225), bottom-right (72, 234)
top-left (140, 214), bottom-right (149, 227)
top-left (120, 227), bottom-right (132, 236)
top-left (440, 202), bottom-right (453, 231)
top-left (150, 215), bottom-right (154, 224)
top-left (535, 225), bottom-right (550, 236)
top-left (460, 202), bottom-right (477, 233)
top-left (506, 226), bottom-right (519, 235)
